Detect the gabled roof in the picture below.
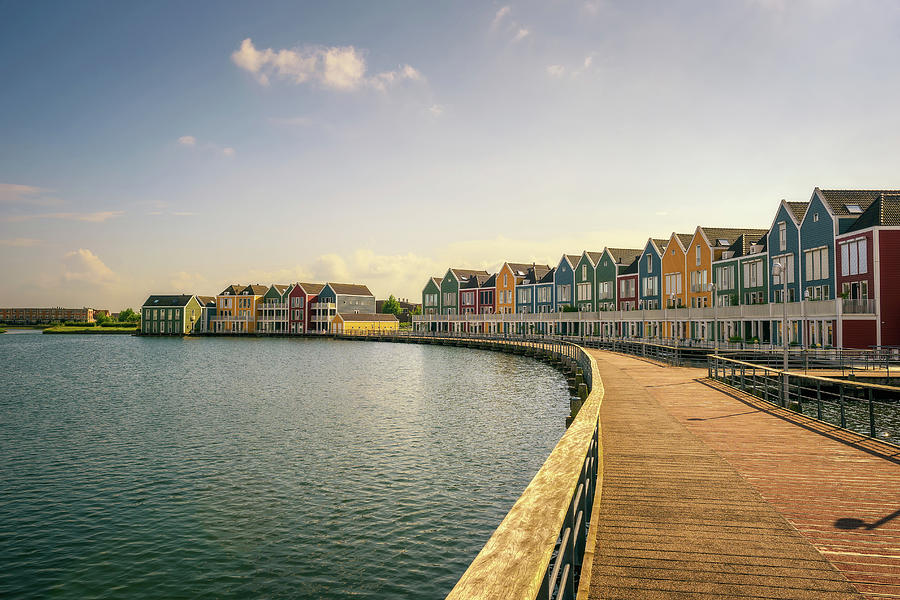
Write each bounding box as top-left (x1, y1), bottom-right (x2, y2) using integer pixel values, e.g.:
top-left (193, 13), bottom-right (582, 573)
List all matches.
top-left (566, 254), bottom-right (580, 265)
top-left (696, 227), bottom-right (769, 248)
top-left (337, 313), bottom-right (399, 322)
top-left (502, 262), bottom-right (537, 277)
top-left (522, 264), bottom-right (552, 284)
top-left (816, 188), bottom-right (900, 218)
top-left (619, 257), bottom-right (639, 275)
top-left (270, 284), bottom-right (290, 295)
top-left (479, 273), bottom-right (497, 288)
top-left (218, 284), bottom-right (244, 295)
top-left (196, 295), bottom-right (216, 307)
top-left (785, 201), bottom-right (810, 223)
top-left (604, 248), bottom-right (643, 265)
top-left (295, 282), bottom-right (326, 295)
top-left (538, 268), bottom-right (556, 284)
top-left (460, 274), bottom-right (490, 289)
top-left (846, 195), bottom-right (900, 232)
top-left (142, 294), bottom-right (195, 307)
top-left (241, 284), bottom-right (269, 296)
top-left (663, 233), bottom-right (693, 253)
top-left (449, 268), bottom-right (490, 283)
top-left (327, 283), bottom-right (373, 296)
top-left (643, 238), bottom-right (667, 256)
top-left (583, 251), bottom-right (605, 266)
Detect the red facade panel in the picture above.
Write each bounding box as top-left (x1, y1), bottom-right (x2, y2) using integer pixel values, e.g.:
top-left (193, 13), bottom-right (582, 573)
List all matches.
top-left (879, 230), bottom-right (900, 346)
top-left (841, 319), bottom-right (876, 349)
top-left (617, 274), bottom-right (638, 311)
top-left (835, 230), bottom-right (874, 298)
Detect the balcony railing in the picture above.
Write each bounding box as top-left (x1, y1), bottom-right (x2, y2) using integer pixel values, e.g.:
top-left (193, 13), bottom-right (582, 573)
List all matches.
top-left (842, 298), bottom-right (875, 314)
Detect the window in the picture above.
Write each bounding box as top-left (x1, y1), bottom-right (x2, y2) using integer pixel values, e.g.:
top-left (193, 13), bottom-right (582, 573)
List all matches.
top-left (577, 282), bottom-right (592, 301)
top-left (503, 273), bottom-right (508, 287)
top-left (839, 238), bottom-right (867, 276)
top-left (742, 259), bottom-right (763, 288)
top-left (645, 254), bottom-right (652, 273)
top-left (517, 287), bottom-right (532, 303)
top-left (695, 245), bottom-right (701, 266)
top-left (598, 281), bottom-right (612, 299)
top-left (537, 286), bottom-right (551, 303)
top-left (664, 273), bottom-right (683, 295)
top-left (442, 292), bottom-right (456, 306)
top-left (557, 284), bottom-right (571, 303)
top-left (804, 247), bottom-right (829, 281)
top-left (689, 269), bottom-right (707, 292)
top-left (581, 265), bottom-right (587, 280)
top-left (845, 204), bottom-right (863, 214)
top-left (715, 265), bottom-right (734, 291)
top-left (778, 221), bottom-right (787, 251)
top-left (813, 212), bottom-right (819, 222)
top-left (641, 276), bottom-right (658, 296)
top-left (772, 254), bottom-right (794, 284)
top-left (175, 309), bottom-right (181, 320)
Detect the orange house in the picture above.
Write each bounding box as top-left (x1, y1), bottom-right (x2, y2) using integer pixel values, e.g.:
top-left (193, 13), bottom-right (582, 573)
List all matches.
top-left (496, 262), bottom-right (532, 315)
top-left (686, 227), bottom-right (769, 310)
top-left (660, 232), bottom-right (693, 339)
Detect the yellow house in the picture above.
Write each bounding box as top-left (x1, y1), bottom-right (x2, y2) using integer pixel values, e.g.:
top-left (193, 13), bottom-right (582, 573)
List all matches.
top-left (330, 312), bottom-right (399, 334)
top-left (213, 284), bottom-right (244, 333)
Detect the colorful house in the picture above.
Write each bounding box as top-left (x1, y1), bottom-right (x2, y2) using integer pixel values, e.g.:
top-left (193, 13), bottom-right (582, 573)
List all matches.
top-left (572, 252), bottom-right (601, 312)
top-left (514, 265), bottom-right (552, 314)
top-left (661, 234), bottom-right (692, 310)
top-left (211, 284), bottom-right (244, 333)
top-left (141, 294), bottom-right (203, 335)
top-left (313, 283), bottom-right (376, 332)
top-left (616, 257), bottom-right (639, 337)
top-left (534, 267), bottom-right (556, 314)
top-left (196, 295), bottom-right (216, 333)
top-left (477, 274), bottom-right (497, 314)
top-left (422, 277), bottom-right (442, 315)
top-left (257, 284), bottom-right (292, 334)
top-left (330, 312), bottom-right (399, 335)
top-left (767, 201), bottom-right (808, 344)
top-left (554, 254), bottom-right (580, 311)
top-left (711, 233), bottom-right (769, 342)
top-left (441, 268), bottom-right (489, 315)
top-left (596, 248), bottom-right (641, 312)
top-left (288, 282), bottom-right (324, 334)
top-left (496, 263), bottom-right (533, 315)
top-left (835, 194), bottom-right (900, 348)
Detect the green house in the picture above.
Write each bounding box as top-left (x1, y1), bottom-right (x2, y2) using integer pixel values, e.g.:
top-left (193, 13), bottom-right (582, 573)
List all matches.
top-left (422, 276), bottom-right (442, 315)
top-left (141, 294), bottom-right (203, 335)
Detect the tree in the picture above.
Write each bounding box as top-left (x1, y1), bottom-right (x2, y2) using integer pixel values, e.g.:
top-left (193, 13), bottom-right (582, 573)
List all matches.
top-left (95, 312), bottom-right (111, 324)
top-left (119, 308), bottom-right (140, 323)
top-left (412, 305), bottom-right (422, 315)
top-left (382, 295), bottom-right (401, 316)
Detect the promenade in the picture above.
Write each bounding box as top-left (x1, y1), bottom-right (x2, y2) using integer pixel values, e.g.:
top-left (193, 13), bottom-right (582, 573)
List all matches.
top-left (585, 349), bottom-right (900, 600)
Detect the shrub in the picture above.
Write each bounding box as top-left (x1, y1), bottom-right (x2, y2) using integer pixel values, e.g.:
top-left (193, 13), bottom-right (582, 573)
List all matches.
top-left (728, 335), bottom-right (743, 343)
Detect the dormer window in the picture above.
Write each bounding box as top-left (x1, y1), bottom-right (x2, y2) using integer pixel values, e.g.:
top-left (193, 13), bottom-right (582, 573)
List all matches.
top-left (845, 204), bottom-right (863, 214)
top-left (717, 239), bottom-right (729, 247)
top-left (813, 213), bottom-right (819, 222)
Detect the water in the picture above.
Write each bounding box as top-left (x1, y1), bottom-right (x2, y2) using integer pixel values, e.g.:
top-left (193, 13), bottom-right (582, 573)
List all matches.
top-left (0, 332), bottom-right (570, 599)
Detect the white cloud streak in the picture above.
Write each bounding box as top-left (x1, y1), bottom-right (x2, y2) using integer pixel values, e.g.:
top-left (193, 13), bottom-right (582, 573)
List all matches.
top-left (0, 183), bottom-right (61, 207)
top-left (231, 38), bottom-right (423, 92)
top-left (0, 237), bottom-right (41, 247)
top-left (178, 135), bottom-right (196, 146)
top-left (492, 5), bottom-right (511, 29)
top-left (4, 211), bottom-right (124, 223)
top-left (63, 249), bottom-right (117, 285)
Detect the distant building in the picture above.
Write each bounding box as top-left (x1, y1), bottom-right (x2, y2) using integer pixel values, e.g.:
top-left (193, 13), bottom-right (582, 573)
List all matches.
top-left (375, 298), bottom-right (421, 323)
top-left (0, 307), bottom-right (103, 324)
top-left (141, 295), bottom-right (203, 335)
top-left (330, 312), bottom-right (399, 334)
top-left (312, 283), bottom-right (375, 332)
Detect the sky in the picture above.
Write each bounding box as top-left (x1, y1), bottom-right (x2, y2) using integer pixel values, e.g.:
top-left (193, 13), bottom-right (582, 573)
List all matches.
top-left (1, 0), bottom-right (899, 310)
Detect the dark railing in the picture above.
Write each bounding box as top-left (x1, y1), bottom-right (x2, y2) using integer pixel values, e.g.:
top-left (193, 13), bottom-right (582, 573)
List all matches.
top-left (709, 354), bottom-right (900, 443)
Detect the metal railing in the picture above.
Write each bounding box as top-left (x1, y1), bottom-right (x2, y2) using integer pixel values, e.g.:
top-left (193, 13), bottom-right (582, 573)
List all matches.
top-left (709, 354), bottom-right (900, 443)
top-left (842, 298), bottom-right (876, 314)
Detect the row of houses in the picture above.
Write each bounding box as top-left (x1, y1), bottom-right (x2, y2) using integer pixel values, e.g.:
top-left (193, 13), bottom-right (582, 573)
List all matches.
top-left (0, 307), bottom-right (110, 324)
top-left (417, 188), bottom-right (900, 349)
top-left (141, 282), bottom-right (399, 336)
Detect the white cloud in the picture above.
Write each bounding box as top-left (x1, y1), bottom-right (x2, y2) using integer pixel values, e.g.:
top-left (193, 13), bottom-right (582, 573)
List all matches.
top-left (178, 135), bottom-right (196, 146)
top-left (428, 104), bottom-right (446, 117)
top-left (4, 210), bottom-right (124, 223)
top-left (584, 55), bottom-right (594, 68)
top-left (63, 249), bottom-right (117, 285)
top-left (172, 211), bottom-right (197, 217)
top-left (231, 38), bottom-right (423, 92)
top-left (512, 27), bottom-right (531, 42)
top-left (0, 183), bottom-right (61, 207)
top-left (170, 271), bottom-right (208, 293)
top-left (0, 237), bottom-right (41, 247)
top-left (547, 65), bottom-right (566, 78)
top-left (492, 5), bottom-right (511, 29)
top-left (222, 147), bottom-right (235, 157)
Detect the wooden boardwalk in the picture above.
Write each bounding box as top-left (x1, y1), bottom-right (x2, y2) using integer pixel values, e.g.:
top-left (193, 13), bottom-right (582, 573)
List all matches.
top-left (585, 349), bottom-right (900, 600)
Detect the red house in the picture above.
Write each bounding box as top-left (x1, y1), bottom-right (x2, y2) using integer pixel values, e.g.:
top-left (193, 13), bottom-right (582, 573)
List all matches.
top-left (289, 282), bottom-right (324, 334)
top-left (616, 258), bottom-right (640, 338)
top-left (477, 273), bottom-right (497, 314)
top-left (836, 195), bottom-right (900, 348)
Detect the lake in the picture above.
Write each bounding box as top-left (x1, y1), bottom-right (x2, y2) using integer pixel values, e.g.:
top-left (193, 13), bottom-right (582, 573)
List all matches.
top-left (0, 332), bottom-right (569, 599)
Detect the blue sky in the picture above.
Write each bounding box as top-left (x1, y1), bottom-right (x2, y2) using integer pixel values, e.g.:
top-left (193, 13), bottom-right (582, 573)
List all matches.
top-left (2, 0), bottom-right (899, 309)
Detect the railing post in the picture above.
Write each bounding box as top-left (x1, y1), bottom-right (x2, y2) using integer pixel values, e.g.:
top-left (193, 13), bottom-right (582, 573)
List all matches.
top-left (816, 380), bottom-right (822, 420)
top-left (839, 384), bottom-right (847, 429)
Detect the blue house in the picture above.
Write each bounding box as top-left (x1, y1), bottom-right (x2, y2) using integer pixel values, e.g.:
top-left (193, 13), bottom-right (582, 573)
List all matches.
top-left (534, 267), bottom-right (556, 314)
top-left (767, 200), bottom-right (807, 305)
top-left (515, 264), bottom-right (552, 314)
top-left (638, 238), bottom-right (665, 310)
top-left (554, 254), bottom-right (579, 311)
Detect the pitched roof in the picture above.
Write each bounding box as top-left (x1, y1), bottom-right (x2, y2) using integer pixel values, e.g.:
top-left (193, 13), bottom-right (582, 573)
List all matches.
top-left (785, 201), bottom-right (810, 222)
top-left (620, 257), bottom-right (639, 275)
top-left (504, 262), bottom-right (537, 276)
top-left (242, 284), bottom-right (269, 296)
top-left (698, 227), bottom-right (769, 248)
top-left (585, 251), bottom-right (605, 265)
top-left (817, 189), bottom-right (900, 217)
top-left (295, 282), bottom-right (325, 294)
top-left (328, 282), bottom-right (373, 296)
top-left (480, 273), bottom-right (497, 288)
top-left (523, 264), bottom-right (552, 284)
top-left (219, 284), bottom-right (244, 295)
top-left (846, 195), bottom-right (900, 232)
top-left (538, 268), bottom-right (556, 284)
top-left (271, 284), bottom-right (290, 295)
top-left (338, 312), bottom-right (398, 322)
top-left (566, 254), bottom-right (581, 265)
top-left (648, 239), bottom-right (668, 254)
top-left (142, 294), bottom-right (195, 307)
top-left (605, 248), bottom-right (643, 265)
top-left (196, 295), bottom-right (216, 307)
top-left (450, 268), bottom-right (490, 282)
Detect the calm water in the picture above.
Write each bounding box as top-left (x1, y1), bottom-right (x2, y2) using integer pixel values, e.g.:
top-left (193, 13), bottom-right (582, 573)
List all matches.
top-left (0, 332), bottom-right (569, 599)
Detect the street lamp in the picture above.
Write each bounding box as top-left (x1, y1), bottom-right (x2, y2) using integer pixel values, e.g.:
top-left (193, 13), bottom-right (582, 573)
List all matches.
top-left (772, 261), bottom-right (789, 405)
top-left (710, 283), bottom-right (718, 354)
top-left (669, 292), bottom-right (676, 346)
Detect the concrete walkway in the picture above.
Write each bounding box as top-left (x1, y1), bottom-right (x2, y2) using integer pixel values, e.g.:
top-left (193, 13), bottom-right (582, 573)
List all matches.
top-left (585, 349), bottom-right (899, 600)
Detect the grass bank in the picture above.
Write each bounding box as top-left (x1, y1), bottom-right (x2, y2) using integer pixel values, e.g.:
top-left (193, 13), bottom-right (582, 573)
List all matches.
top-left (43, 325), bottom-right (137, 335)
top-left (0, 324), bottom-right (50, 330)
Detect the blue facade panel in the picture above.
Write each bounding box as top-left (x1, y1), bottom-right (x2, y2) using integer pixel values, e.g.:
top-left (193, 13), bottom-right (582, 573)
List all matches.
top-left (554, 258), bottom-right (575, 309)
top-left (767, 204), bottom-right (802, 303)
top-left (800, 195), bottom-right (836, 299)
top-left (317, 284), bottom-right (337, 303)
top-left (515, 283), bottom-right (536, 313)
top-left (638, 243), bottom-right (662, 309)
top-left (535, 283), bottom-right (555, 313)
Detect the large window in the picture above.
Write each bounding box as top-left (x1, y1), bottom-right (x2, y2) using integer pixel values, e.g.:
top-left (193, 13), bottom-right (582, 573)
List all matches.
top-left (537, 286), bottom-right (552, 303)
top-left (664, 272), bottom-right (682, 295)
top-left (772, 253), bottom-right (795, 284)
top-left (645, 254), bottom-right (652, 273)
top-left (742, 259), bottom-right (763, 288)
top-left (641, 276), bottom-right (658, 296)
top-left (840, 238), bottom-right (868, 276)
top-left (804, 247), bottom-right (829, 281)
top-left (556, 284), bottom-right (572, 303)
top-left (577, 282), bottom-right (592, 301)
top-left (442, 292), bottom-right (456, 306)
top-left (690, 269), bottom-right (707, 292)
top-left (517, 287), bottom-right (532, 303)
top-left (598, 281), bottom-right (612, 299)
top-left (714, 265), bottom-right (734, 291)
top-left (619, 278), bottom-right (635, 297)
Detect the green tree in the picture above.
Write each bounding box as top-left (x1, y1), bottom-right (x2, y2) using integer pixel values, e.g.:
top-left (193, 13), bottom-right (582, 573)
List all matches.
top-left (119, 308), bottom-right (140, 323)
top-left (412, 305), bottom-right (422, 315)
top-left (382, 295), bottom-right (401, 315)
top-left (95, 313), bottom-right (111, 324)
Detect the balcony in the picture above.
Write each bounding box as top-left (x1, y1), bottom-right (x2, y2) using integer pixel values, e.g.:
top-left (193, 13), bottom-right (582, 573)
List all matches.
top-left (842, 298), bottom-right (875, 314)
